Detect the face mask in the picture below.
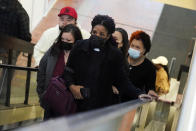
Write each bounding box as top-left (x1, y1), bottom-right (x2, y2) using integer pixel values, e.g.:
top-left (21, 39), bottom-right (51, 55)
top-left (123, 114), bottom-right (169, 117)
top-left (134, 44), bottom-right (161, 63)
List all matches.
top-left (60, 41), bottom-right (73, 50)
top-left (128, 48), bottom-right (140, 59)
top-left (89, 35), bottom-right (107, 49)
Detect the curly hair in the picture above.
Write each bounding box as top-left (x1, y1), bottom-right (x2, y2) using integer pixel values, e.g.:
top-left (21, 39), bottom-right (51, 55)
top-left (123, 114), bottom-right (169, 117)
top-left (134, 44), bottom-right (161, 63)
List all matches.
top-left (130, 30), bottom-right (151, 55)
top-left (91, 14), bottom-right (115, 34)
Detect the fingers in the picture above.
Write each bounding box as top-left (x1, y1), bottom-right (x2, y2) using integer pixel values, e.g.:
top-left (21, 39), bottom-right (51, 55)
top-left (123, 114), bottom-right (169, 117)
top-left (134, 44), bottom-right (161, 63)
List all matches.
top-left (112, 86), bottom-right (119, 94)
top-left (74, 94), bottom-right (79, 99)
top-left (75, 94), bottom-right (83, 100)
top-left (77, 86), bottom-right (84, 99)
top-left (73, 92), bottom-right (83, 100)
top-left (148, 90), bottom-right (159, 98)
top-left (70, 85), bottom-right (84, 100)
top-left (113, 89), bottom-right (119, 94)
top-left (75, 96), bottom-right (83, 100)
top-left (74, 95), bottom-right (83, 100)
top-left (139, 94), bottom-right (153, 102)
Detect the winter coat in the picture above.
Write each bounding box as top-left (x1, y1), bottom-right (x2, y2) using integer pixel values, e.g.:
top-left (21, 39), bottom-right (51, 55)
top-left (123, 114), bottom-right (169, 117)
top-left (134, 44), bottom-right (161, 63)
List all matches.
top-left (37, 47), bottom-right (61, 102)
top-left (0, 0), bottom-right (31, 41)
top-left (63, 39), bottom-right (143, 112)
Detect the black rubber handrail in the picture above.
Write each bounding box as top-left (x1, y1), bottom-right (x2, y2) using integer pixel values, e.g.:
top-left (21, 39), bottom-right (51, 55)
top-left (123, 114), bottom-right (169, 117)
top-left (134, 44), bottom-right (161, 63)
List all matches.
top-left (0, 64), bottom-right (38, 72)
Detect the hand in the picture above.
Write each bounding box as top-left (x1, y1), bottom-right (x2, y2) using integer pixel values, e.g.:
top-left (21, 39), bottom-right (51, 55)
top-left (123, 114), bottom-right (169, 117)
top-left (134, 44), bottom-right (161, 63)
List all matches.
top-left (139, 94), bottom-right (153, 102)
top-left (112, 86), bottom-right (119, 94)
top-left (69, 84), bottom-right (84, 100)
top-left (148, 90), bottom-right (159, 100)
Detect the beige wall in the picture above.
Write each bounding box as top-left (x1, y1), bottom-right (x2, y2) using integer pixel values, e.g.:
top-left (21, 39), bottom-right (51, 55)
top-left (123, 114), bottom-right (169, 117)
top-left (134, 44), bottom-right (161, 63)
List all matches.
top-left (76, 0), bottom-right (164, 38)
top-left (154, 0), bottom-right (196, 10)
top-left (18, 0), bottom-right (57, 31)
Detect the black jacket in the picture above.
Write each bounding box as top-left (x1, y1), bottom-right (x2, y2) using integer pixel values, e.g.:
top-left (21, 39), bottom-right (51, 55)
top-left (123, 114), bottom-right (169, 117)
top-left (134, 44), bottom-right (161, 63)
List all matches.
top-left (37, 47), bottom-right (60, 101)
top-left (128, 58), bottom-right (156, 93)
top-left (0, 0), bottom-right (31, 42)
top-left (63, 39), bottom-right (143, 112)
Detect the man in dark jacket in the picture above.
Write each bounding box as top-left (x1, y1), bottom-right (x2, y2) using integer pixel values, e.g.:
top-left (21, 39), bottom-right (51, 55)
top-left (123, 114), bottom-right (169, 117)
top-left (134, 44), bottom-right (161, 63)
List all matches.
top-left (63, 15), bottom-right (144, 112)
top-left (0, 0), bottom-right (31, 61)
top-left (0, 0), bottom-right (31, 103)
top-left (0, 0), bottom-right (31, 41)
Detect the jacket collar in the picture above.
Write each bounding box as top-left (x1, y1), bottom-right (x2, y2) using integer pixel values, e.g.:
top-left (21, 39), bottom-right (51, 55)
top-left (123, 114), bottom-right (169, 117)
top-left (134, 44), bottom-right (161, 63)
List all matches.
top-left (80, 39), bottom-right (115, 53)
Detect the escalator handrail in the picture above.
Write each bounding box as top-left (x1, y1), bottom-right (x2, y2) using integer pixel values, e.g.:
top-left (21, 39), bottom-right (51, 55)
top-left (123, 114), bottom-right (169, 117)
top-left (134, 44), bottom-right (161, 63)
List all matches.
top-left (17, 99), bottom-right (149, 131)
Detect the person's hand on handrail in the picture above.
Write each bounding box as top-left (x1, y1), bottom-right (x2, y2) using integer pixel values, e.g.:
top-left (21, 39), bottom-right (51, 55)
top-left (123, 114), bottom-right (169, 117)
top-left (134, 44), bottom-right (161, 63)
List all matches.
top-left (139, 94), bottom-right (153, 102)
top-left (139, 90), bottom-right (159, 102)
top-left (148, 90), bottom-right (159, 100)
top-left (139, 90), bottom-right (174, 105)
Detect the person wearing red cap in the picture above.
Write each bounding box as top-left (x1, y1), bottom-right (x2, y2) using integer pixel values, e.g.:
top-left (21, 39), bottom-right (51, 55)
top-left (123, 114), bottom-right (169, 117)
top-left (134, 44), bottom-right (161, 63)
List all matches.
top-left (57, 7), bottom-right (78, 31)
top-left (0, 0), bottom-right (31, 104)
top-left (33, 6), bottom-right (90, 66)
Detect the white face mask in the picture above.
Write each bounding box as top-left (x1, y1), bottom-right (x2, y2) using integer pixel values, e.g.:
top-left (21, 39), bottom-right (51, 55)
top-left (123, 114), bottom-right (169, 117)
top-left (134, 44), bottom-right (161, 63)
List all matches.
top-left (128, 48), bottom-right (140, 59)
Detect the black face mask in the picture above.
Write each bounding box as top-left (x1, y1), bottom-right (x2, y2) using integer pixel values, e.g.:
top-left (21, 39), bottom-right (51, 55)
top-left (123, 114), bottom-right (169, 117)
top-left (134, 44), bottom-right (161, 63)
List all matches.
top-left (89, 35), bottom-right (107, 49)
top-left (59, 41), bottom-right (73, 50)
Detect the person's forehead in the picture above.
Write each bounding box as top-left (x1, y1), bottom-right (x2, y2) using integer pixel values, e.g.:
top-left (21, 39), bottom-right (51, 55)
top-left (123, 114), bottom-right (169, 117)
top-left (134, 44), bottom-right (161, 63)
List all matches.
top-left (62, 32), bottom-right (73, 37)
top-left (113, 31), bottom-right (122, 38)
top-left (61, 32), bottom-right (74, 40)
top-left (93, 25), bottom-right (108, 33)
top-left (131, 39), bottom-right (143, 45)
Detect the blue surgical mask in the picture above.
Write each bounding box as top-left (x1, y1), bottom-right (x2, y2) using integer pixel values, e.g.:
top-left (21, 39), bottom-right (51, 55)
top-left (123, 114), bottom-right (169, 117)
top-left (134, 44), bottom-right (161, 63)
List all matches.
top-left (128, 48), bottom-right (140, 59)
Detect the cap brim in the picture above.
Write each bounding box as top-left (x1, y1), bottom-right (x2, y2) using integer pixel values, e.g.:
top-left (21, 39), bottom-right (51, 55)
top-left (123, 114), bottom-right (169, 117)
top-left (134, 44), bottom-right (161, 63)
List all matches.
top-left (58, 13), bottom-right (76, 19)
top-left (58, 14), bottom-right (64, 16)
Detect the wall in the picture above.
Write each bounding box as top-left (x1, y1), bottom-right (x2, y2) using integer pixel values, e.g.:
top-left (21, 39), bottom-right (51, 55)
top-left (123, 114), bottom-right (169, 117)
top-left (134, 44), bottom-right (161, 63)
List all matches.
top-left (76, 0), bottom-right (164, 37)
top-left (18, 0), bottom-right (56, 31)
top-left (148, 5), bottom-right (196, 79)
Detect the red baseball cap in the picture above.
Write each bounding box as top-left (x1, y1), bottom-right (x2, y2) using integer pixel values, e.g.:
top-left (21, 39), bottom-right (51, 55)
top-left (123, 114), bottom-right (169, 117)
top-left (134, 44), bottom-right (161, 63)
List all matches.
top-left (58, 7), bottom-right (78, 20)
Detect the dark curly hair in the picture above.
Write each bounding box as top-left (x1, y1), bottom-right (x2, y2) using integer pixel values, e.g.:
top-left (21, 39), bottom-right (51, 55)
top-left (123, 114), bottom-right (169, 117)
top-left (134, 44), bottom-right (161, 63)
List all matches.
top-left (91, 14), bottom-right (115, 34)
top-left (130, 30), bottom-right (151, 55)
